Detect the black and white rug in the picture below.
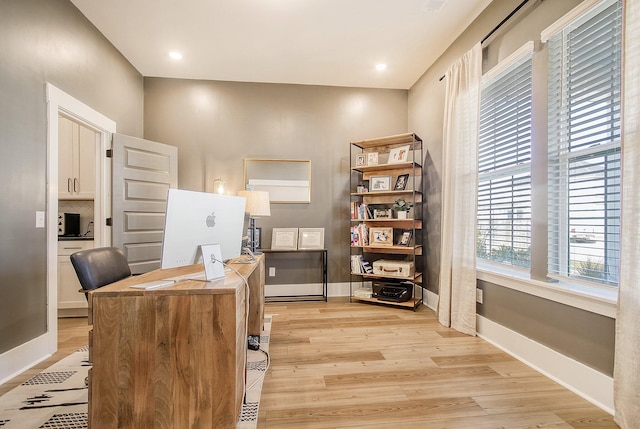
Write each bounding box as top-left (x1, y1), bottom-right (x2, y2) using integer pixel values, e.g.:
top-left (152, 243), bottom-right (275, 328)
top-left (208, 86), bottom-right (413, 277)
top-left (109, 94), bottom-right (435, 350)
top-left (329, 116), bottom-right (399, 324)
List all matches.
top-left (0, 317), bottom-right (272, 429)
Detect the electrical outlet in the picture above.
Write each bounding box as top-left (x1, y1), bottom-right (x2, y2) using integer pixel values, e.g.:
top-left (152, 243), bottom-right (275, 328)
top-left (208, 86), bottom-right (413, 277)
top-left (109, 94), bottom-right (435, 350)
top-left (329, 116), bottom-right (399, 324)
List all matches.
top-left (476, 288), bottom-right (483, 304)
top-left (269, 267), bottom-right (276, 277)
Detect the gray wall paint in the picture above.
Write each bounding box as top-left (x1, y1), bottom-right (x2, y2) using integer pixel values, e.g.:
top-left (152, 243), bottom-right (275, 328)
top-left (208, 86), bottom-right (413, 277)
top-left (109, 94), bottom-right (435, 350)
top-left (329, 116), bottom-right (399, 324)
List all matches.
top-left (477, 281), bottom-right (615, 375)
top-left (409, 0), bottom-right (614, 375)
top-left (0, 0), bottom-right (143, 353)
top-left (143, 77), bottom-right (408, 284)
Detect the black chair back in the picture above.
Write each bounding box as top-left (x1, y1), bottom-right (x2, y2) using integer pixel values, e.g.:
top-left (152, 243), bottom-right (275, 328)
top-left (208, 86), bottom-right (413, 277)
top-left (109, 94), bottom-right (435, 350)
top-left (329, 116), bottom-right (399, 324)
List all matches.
top-left (70, 247), bottom-right (132, 296)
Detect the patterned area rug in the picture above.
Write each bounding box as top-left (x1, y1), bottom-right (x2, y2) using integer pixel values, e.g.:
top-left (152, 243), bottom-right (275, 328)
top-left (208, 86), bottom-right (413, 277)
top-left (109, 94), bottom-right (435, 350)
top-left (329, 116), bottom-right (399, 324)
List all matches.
top-left (0, 316), bottom-right (272, 429)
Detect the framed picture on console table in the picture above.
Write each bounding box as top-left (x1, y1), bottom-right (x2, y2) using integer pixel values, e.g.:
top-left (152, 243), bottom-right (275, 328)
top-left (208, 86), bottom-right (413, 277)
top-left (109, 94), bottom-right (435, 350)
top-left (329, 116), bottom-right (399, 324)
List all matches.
top-left (271, 228), bottom-right (298, 250)
top-left (298, 228), bottom-right (325, 249)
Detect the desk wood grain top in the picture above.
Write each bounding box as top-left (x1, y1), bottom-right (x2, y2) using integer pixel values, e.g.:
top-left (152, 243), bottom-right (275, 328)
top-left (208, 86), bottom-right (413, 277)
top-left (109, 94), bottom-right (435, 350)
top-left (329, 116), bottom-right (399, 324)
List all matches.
top-left (90, 255), bottom-right (263, 297)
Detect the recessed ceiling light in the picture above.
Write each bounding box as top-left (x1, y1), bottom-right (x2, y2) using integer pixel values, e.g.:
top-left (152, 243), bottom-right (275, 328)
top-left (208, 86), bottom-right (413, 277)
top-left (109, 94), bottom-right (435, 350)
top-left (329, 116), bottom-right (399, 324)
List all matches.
top-left (375, 64), bottom-right (387, 71)
top-left (169, 51), bottom-right (183, 60)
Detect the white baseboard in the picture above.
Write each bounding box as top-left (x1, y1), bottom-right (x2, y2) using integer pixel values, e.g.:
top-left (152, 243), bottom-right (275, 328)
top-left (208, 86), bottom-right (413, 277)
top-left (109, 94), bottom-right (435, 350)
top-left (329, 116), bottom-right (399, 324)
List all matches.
top-left (0, 333), bottom-right (54, 385)
top-left (477, 315), bottom-right (614, 414)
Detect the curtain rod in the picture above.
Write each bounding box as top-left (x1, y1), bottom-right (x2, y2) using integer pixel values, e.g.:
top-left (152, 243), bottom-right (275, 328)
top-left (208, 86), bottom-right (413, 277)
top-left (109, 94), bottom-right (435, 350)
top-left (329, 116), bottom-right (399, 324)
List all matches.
top-left (439, 0), bottom-right (531, 81)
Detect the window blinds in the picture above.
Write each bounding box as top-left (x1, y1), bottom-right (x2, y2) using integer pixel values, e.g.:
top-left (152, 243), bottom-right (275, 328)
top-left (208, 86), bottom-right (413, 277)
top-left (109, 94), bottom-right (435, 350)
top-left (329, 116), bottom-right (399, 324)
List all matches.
top-left (477, 51), bottom-right (533, 268)
top-left (547, 0), bottom-right (622, 285)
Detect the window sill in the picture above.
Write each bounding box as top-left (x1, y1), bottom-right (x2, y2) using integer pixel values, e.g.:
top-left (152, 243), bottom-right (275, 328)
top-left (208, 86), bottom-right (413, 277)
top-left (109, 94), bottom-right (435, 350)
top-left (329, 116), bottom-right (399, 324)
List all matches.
top-left (476, 262), bottom-right (618, 319)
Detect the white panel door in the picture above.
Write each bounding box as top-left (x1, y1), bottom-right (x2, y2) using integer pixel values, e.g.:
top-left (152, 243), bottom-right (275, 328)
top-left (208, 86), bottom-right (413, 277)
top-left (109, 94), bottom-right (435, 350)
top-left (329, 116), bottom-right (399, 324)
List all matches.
top-left (112, 134), bottom-right (177, 274)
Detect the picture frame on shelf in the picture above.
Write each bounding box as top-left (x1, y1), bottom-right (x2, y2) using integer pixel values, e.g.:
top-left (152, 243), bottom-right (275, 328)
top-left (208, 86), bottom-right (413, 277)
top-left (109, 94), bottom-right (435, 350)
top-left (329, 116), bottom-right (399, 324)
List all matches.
top-left (370, 175), bottom-right (391, 192)
top-left (369, 227), bottom-right (393, 246)
top-left (298, 228), bottom-right (325, 249)
top-left (388, 145), bottom-right (410, 163)
top-left (367, 152), bottom-right (379, 166)
top-left (397, 230), bottom-right (413, 246)
top-left (271, 228), bottom-right (298, 250)
top-left (394, 174), bottom-right (409, 191)
top-left (355, 154), bottom-right (367, 167)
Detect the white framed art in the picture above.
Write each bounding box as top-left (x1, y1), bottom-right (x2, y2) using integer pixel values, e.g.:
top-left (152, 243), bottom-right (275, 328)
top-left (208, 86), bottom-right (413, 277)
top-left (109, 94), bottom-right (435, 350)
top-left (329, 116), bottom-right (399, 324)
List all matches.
top-left (271, 228), bottom-right (299, 250)
top-left (388, 145), bottom-right (410, 163)
top-left (298, 228), bottom-right (325, 249)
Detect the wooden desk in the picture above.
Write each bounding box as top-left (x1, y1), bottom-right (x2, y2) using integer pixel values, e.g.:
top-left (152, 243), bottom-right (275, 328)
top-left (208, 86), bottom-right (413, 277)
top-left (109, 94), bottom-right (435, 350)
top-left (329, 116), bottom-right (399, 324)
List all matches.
top-left (87, 255), bottom-right (264, 429)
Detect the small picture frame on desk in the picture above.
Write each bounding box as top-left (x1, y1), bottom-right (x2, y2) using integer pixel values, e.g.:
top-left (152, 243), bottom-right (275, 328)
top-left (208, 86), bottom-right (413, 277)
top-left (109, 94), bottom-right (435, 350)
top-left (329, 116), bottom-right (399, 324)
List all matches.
top-left (271, 228), bottom-right (298, 250)
top-left (355, 154), bottom-right (367, 167)
top-left (298, 228), bottom-right (325, 249)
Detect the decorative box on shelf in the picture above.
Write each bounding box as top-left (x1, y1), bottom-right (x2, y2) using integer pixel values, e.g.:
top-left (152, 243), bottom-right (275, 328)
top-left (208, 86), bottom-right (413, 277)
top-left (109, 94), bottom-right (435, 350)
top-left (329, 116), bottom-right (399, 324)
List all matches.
top-left (372, 259), bottom-right (415, 277)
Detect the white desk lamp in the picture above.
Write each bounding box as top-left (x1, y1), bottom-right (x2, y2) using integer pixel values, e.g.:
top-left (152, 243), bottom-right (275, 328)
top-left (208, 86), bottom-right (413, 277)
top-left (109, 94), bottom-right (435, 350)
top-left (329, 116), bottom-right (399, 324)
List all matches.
top-left (237, 190), bottom-right (270, 253)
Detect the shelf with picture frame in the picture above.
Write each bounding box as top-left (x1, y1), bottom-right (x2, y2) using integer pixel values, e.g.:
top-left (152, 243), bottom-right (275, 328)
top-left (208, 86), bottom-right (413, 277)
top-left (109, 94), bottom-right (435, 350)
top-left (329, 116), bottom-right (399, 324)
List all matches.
top-left (349, 132), bottom-right (424, 310)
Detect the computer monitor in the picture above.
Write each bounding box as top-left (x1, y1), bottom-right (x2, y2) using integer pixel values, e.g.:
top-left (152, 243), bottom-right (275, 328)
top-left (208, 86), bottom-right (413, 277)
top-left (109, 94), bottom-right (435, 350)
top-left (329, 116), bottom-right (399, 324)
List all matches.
top-left (161, 189), bottom-right (247, 269)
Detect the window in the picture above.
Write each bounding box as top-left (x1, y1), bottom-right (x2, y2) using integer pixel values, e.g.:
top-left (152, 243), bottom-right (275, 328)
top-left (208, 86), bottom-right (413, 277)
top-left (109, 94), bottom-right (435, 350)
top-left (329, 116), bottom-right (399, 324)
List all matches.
top-left (477, 47), bottom-right (533, 268)
top-left (546, 0), bottom-right (622, 286)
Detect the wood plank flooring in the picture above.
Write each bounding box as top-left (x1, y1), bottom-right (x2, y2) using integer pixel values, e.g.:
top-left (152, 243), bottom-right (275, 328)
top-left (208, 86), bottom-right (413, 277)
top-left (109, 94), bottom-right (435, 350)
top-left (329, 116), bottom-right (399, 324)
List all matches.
top-left (1, 301), bottom-right (617, 428)
top-left (259, 300), bottom-right (617, 428)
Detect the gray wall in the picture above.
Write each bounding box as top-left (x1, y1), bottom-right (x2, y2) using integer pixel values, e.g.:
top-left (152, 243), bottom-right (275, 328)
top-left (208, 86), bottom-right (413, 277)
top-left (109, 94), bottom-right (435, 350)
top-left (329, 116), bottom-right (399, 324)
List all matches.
top-left (143, 77), bottom-right (408, 284)
top-left (409, 0), bottom-right (615, 375)
top-left (0, 0), bottom-right (143, 353)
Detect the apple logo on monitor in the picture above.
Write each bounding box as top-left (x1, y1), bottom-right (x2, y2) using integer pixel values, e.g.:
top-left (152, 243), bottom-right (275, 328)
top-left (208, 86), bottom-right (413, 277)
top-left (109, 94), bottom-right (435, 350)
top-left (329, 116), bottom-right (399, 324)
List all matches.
top-left (206, 211), bottom-right (216, 227)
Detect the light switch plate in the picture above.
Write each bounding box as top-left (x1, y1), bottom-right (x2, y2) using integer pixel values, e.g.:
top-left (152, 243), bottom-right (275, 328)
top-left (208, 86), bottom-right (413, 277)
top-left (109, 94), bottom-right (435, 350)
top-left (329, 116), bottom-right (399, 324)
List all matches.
top-left (36, 211), bottom-right (45, 228)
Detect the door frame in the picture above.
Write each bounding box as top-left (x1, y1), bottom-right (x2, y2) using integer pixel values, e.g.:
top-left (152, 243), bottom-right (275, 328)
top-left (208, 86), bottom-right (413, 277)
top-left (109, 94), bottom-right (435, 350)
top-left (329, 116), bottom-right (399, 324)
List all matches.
top-left (45, 83), bottom-right (115, 348)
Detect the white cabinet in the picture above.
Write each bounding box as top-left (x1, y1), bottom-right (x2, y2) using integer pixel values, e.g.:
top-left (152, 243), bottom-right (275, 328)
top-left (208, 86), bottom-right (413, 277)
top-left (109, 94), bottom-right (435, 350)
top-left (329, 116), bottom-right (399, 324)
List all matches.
top-left (58, 116), bottom-right (96, 200)
top-left (58, 240), bottom-right (93, 315)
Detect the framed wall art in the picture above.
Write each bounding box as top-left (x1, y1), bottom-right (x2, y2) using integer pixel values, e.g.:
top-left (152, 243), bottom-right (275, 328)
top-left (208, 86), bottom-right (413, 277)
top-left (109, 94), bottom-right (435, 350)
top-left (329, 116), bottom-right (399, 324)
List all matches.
top-left (244, 158), bottom-right (311, 203)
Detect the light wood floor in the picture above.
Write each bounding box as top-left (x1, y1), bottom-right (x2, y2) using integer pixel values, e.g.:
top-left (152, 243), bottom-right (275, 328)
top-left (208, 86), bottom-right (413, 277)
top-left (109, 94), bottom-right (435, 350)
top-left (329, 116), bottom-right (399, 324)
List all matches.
top-left (1, 302), bottom-right (618, 428)
top-left (259, 300), bottom-right (618, 428)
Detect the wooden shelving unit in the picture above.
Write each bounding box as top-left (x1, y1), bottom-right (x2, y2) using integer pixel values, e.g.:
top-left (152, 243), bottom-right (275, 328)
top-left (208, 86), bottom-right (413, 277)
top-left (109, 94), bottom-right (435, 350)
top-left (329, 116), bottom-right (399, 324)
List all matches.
top-left (349, 132), bottom-right (424, 310)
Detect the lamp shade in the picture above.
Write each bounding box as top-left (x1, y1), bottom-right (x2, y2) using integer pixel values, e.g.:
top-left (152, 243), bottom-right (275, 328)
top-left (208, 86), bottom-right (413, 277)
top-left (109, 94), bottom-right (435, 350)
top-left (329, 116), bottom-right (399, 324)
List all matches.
top-left (238, 190), bottom-right (271, 217)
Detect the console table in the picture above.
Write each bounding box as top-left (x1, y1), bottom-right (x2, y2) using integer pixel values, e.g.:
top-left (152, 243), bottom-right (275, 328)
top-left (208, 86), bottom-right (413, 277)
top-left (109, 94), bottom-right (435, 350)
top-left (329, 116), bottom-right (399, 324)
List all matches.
top-left (87, 255), bottom-right (264, 429)
top-left (262, 248), bottom-right (327, 302)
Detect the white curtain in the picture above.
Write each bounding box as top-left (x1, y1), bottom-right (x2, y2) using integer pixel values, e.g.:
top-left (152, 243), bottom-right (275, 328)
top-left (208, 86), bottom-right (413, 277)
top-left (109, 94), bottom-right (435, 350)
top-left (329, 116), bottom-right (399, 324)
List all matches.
top-left (614, 0), bottom-right (640, 426)
top-left (437, 43), bottom-right (482, 336)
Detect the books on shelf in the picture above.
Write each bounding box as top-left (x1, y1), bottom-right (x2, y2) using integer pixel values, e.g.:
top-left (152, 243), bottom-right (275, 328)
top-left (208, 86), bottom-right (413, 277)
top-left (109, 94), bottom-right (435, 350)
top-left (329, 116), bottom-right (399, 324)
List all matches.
top-left (350, 223), bottom-right (369, 246)
top-left (350, 254), bottom-right (374, 274)
top-left (350, 202), bottom-right (373, 220)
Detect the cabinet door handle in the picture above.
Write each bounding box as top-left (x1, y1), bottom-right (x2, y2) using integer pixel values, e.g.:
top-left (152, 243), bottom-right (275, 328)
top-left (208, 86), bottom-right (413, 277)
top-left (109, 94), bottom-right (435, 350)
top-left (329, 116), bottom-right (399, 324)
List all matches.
top-left (68, 178), bottom-right (72, 193)
top-left (74, 178), bottom-right (79, 193)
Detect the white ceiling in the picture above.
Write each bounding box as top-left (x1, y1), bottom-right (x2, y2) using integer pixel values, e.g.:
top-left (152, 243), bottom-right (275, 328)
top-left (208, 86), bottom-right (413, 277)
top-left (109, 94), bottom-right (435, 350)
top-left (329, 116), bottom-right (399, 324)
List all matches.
top-left (70, 0), bottom-right (491, 90)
